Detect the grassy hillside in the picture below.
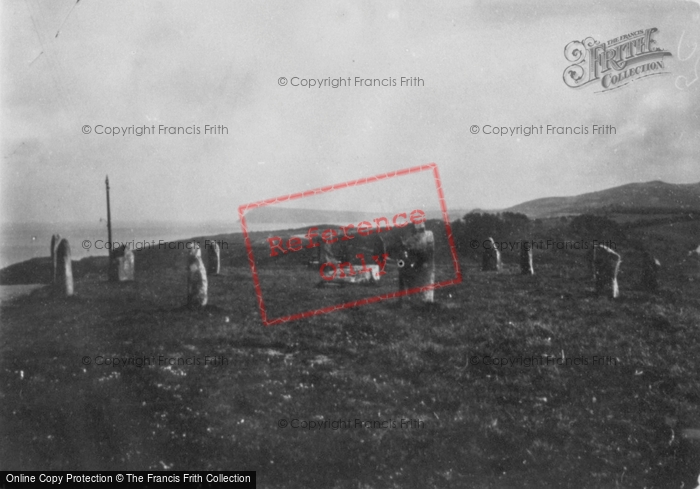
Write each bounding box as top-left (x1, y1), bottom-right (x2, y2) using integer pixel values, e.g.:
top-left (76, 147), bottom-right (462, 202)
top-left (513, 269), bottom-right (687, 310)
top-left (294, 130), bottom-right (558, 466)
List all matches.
top-left (1, 219), bottom-right (699, 488)
top-left (503, 181), bottom-right (700, 218)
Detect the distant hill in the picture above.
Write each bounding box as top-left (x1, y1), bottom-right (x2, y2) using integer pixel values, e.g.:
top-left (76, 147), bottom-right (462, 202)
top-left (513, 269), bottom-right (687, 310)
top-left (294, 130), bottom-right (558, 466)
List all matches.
top-left (502, 181), bottom-right (700, 218)
top-left (242, 206), bottom-right (472, 224)
top-left (242, 207), bottom-right (369, 225)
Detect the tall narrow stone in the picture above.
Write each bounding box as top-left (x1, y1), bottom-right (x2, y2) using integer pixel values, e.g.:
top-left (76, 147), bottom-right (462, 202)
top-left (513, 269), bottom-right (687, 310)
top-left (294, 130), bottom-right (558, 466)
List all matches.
top-left (481, 237), bottom-right (502, 272)
top-left (206, 241), bottom-right (220, 276)
top-left (56, 238), bottom-right (73, 296)
top-left (187, 243), bottom-right (208, 307)
top-left (122, 248), bottom-right (135, 280)
top-left (110, 245), bottom-right (135, 281)
top-left (520, 242), bottom-right (534, 275)
top-left (640, 251), bottom-right (660, 293)
top-left (50, 234), bottom-right (61, 284)
top-left (594, 245), bottom-right (621, 299)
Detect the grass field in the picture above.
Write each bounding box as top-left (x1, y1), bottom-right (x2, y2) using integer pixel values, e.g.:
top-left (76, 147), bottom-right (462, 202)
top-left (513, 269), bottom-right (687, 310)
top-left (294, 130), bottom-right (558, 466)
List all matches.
top-left (1, 222), bottom-right (699, 488)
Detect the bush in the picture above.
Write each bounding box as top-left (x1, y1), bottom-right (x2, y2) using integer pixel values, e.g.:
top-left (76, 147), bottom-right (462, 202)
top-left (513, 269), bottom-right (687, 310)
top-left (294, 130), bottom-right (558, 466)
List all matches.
top-left (569, 214), bottom-right (626, 244)
top-left (453, 212), bottom-right (531, 258)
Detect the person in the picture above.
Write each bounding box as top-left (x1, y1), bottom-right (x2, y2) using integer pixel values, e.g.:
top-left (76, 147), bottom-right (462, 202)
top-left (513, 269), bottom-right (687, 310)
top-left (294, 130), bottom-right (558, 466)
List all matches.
top-left (399, 222), bottom-right (435, 303)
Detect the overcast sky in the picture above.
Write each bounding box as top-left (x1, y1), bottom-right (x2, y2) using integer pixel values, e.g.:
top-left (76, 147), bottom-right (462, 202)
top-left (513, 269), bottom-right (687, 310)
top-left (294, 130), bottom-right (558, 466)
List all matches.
top-left (2, 0), bottom-right (699, 224)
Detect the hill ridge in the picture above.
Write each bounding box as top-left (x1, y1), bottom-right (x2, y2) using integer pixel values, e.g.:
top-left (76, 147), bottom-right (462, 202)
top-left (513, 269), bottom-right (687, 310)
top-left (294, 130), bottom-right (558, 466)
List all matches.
top-left (501, 180), bottom-right (700, 218)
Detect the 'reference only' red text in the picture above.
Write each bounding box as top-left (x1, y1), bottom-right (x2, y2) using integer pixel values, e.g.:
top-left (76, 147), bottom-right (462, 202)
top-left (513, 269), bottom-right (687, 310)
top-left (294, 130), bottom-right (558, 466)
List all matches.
top-left (266, 209), bottom-right (426, 257)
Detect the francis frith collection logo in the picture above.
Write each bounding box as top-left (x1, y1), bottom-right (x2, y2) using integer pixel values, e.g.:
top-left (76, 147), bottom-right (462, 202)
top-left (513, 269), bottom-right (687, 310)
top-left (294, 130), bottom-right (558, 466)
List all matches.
top-left (563, 28), bottom-right (672, 92)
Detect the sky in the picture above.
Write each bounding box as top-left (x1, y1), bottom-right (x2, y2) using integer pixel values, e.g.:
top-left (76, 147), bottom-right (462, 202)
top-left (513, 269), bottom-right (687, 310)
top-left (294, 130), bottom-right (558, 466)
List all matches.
top-left (1, 0), bottom-right (699, 225)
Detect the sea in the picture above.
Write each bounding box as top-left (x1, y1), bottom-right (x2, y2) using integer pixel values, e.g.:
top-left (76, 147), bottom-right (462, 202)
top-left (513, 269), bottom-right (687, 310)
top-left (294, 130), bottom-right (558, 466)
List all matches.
top-left (0, 221), bottom-right (320, 269)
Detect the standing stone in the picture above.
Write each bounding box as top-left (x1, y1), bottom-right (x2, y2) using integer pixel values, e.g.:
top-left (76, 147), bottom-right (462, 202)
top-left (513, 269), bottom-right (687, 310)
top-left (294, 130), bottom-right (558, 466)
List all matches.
top-left (206, 241), bottom-right (220, 276)
top-left (399, 223), bottom-right (436, 303)
top-left (640, 251), bottom-right (661, 293)
top-left (122, 248), bottom-right (135, 280)
top-left (109, 245), bottom-right (135, 281)
top-left (55, 238), bottom-right (73, 296)
top-left (594, 244), bottom-right (621, 299)
top-left (187, 243), bottom-right (208, 307)
top-left (520, 242), bottom-right (534, 275)
top-left (50, 234), bottom-right (61, 284)
top-left (481, 237), bottom-right (502, 272)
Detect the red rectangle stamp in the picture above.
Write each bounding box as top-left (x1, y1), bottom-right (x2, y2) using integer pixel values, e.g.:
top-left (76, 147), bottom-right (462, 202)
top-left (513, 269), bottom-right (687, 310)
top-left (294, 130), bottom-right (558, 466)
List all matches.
top-left (238, 163), bottom-right (462, 326)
